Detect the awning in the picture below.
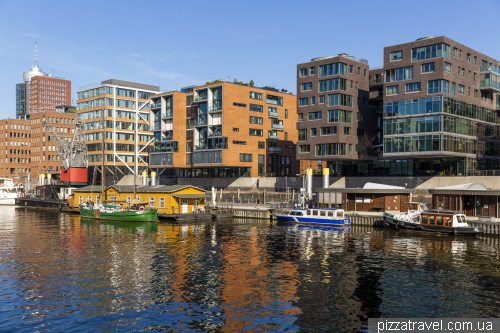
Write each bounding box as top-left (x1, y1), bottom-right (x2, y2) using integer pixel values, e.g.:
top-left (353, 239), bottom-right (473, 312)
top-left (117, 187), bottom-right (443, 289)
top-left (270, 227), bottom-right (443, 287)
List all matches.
top-left (173, 194), bottom-right (206, 198)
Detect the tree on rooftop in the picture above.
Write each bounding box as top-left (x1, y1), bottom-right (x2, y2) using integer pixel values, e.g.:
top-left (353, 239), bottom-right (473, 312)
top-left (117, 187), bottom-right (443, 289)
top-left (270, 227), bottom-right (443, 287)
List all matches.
top-left (249, 80), bottom-right (254, 87)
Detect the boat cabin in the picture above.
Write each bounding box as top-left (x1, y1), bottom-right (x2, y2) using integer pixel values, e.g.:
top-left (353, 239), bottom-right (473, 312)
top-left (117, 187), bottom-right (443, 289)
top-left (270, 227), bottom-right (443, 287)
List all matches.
top-left (406, 202), bottom-right (427, 213)
top-left (420, 211), bottom-right (468, 228)
top-left (291, 208), bottom-right (345, 219)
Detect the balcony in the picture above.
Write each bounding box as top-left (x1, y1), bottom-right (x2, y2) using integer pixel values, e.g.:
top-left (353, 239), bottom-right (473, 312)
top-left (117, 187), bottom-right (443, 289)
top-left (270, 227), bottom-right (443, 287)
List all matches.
top-left (272, 123), bottom-right (284, 131)
top-left (268, 135), bottom-right (279, 140)
top-left (209, 104), bottom-right (222, 112)
top-left (268, 147), bottom-right (281, 153)
top-left (370, 79), bottom-right (383, 86)
top-left (268, 111), bottom-right (279, 118)
top-left (151, 101), bottom-right (161, 109)
top-left (152, 125), bottom-right (162, 131)
top-left (195, 95), bottom-right (208, 101)
top-left (162, 135), bottom-right (173, 141)
top-left (162, 109), bottom-right (173, 119)
top-left (480, 74), bottom-right (500, 93)
top-left (195, 119), bottom-right (207, 126)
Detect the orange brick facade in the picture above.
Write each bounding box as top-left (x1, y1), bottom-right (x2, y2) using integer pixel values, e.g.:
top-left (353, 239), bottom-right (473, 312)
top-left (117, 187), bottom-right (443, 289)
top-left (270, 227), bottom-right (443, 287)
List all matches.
top-left (150, 82), bottom-right (317, 177)
top-left (0, 119), bottom-right (31, 183)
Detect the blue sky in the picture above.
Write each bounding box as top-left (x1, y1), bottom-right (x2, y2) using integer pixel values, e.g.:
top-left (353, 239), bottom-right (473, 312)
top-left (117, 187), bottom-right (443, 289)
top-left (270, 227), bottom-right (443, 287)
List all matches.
top-left (0, 0), bottom-right (499, 119)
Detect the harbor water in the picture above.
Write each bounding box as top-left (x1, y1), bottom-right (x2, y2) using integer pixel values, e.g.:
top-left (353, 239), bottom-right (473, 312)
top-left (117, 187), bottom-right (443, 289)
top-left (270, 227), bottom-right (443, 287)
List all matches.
top-left (1, 207), bottom-right (500, 332)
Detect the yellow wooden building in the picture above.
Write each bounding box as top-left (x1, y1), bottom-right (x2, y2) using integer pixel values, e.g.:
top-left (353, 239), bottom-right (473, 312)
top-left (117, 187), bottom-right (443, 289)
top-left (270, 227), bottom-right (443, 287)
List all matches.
top-left (73, 185), bottom-right (206, 214)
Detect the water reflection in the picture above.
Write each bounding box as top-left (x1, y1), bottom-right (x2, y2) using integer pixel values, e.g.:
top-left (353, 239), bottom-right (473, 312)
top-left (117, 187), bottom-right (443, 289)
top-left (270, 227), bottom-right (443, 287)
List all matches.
top-left (0, 207), bottom-right (499, 332)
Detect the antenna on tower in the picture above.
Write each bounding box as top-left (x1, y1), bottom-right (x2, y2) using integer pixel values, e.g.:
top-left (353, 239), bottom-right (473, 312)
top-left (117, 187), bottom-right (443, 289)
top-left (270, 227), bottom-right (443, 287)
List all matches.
top-left (35, 41), bottom-right (38, 67)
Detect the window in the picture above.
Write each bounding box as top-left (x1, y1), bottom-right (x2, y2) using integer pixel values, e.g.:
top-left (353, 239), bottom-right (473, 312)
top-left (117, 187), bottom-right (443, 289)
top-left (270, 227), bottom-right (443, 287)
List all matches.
top-left (249, 91), bottom-right (263, 100)
top-left (385, 66), bottom-right (413, 82)
top-left (319, 95), bottom-right (325, 104)
top-left (349, 65), bottom-right (353, 73)
top-left (453, 48), bottom-right (458, 58)
top-left (468, 71), bottom-right (471, 80)
top-left (299, 145), bottom-right (310, 153)
top-left (299, 98), bottom-right (308, 106)
top-left (474, 73), bottom-right (477, 81)
top-left (474, 90), bottom-right (478, 98)
top-left (428, 80), bottom-right (449, 94)
top-left (266, 94), bottom-right (283, 106)
top-left (444, 62), bottom-right (451, 73)
top-left (311, 96), bottom-right (316, 105)
top-left (421, 62), bottom-right (435, 73)
top-left (458, 84), bottom-right (465, 94)
top-left (315, 143), bottom-right (347, 156)
top-left (405, 82), bottom-right (421, 93)
top-left (249, 128), bottom-right (263, 136)
top-left (160, 197), bottom-right (165, 208)
top-left (258, 141), bottom-right (265, 149)
top-left (310, 67), bottom-right (315, 75)
top-left (364, 69), bottom-right (367, 77)
top-left (233, 102), bottom-right (246, 107)
top-left (298, 113), bottom-right (303, 122)
top-left (357, 67), bottom-right (360, 75)
top-left (249, 116), bottom-right (263, 124)
top-left (298, 129), bottom-right (307, 141)
top-left (390, 51), bottom-right (403, 61)
top-left (474, 56), bottom-right (477, 65)
top-left (355, 82), bottom-right (359, 89)
top-left (320, 126), bottom-right (337, 135)
top-left (240, 154), bottom-right (252, 162)
top-left (344, 127), bottom-right (351, 135)
top-left (301, 82), bottom-right (312, 91)
top-left (319, 78), bottom-right (347, 92)
top-left (250, 104), bottom-right (263, 112)
top-left (299, 68), bottom-right (307, 77)
top-left (319, 62), bottom-right (348, 77)
top-left (328, 94), bottom-right (353, 107)
top-left (310, 128), bottom-right (317, 136)
top-left (285, 109), bottom-right (288, 118)
top-left (386, 85), bottom-right (399, 95)
top-left (233, 141), bottom-right (247, 145)
top-left (308, 111), bottom-right (322, 120)
top-left (357, 128), bottom-right (365, 137)
top-left (285, 132), bottom-right (288, 141)
top-left (461, 69), bottom-right (465, 77)
top-left (467, 54), bottom-right (471, 63)
top-left (452, 82), bottom-right (456, 96)
top-left (349, 144), bottom-right (353, 152)
top-left (328, 110), bottom-right (352, 123)
top-left (412, 43), bottom-right (450, 61)
top-left (233, 128), bottom-right (239, 132)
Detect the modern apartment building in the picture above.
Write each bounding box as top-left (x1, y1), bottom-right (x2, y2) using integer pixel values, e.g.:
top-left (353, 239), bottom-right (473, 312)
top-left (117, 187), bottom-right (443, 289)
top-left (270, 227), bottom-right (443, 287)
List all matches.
top-left (16, 43), bottom-right (71, 119)
top-left (0, 119), bottom-right (31, 183)
top-left (76, 79), bottom-right (159, 180)
top-left (382, 36), bottom-right (500, 176)
top-left (149, 82), bottom-right (311, 178)
top-left (296, 54), bottom-right (376, 175)
top-left (29, 111), bottom-right (77, 179)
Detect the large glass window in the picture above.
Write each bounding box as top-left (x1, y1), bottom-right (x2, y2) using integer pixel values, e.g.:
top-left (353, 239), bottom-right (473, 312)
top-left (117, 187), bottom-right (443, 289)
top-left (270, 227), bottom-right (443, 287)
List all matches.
top-left (390, 51), bottom-right (403, 61)
top-left (444, 62), bottom-right (452, 73)
top-left (249, 116), bottom-right (263, 124)
top-left (308, 111), bottom-right (322, 120)
top-left (411, 43), bottom-right (450, 61)
top-left (328, 94), bottom-right (353, 107)
top-left (299, 98), bottom-right (308, 106)
top-left (301, 82), bottom-right (312, 91)
top-left (428, 80), bottom-right (449, 94)
top-left (406, 82), bottom-right (421, 93)
top-left (318, 62), bottom-right (348, 77)
top-left (387, 85), bottom-right (399, 95)
top-left (250, 91), bottom-right (263, 100)
top-left (421, 63), bottom-right (435, 73)
top-left (249, 128), bottom-right (263, 136)
top-left (385, 66), bottom-right (413, 82)
top-left (116, 88), bottom-right (135, 98)
top-left (384, 97), bottom-right (442, 117)
top-left (321, 126), bottom-right (337, 135)
top-left (299, 68), bottom-right (307, 77)
top-left (298, 129), bottom-right (307, 141)
top-left (315, 143), bottom-right (347, 156)
top-left (328, 110), bottom-right (352, 123)
top-left (458, 85), bottom-right (465, 94)
top-left (250, 104), bottom-right (263, 112)
top-left (319, 78), bottom-right (347, 92)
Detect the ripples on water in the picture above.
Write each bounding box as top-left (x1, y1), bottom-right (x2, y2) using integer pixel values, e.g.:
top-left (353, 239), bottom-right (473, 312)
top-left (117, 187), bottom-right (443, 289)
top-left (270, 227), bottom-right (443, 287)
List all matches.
top-left (0, 207), bottom-right (499, 332)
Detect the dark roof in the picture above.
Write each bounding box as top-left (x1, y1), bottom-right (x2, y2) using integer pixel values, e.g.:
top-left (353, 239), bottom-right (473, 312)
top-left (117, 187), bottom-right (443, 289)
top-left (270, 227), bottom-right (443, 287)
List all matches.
top-left (75, 185), bottom-right (204, 193)
top-left (314, 188), bottom-right (415, 194)
top-left (429, 189), bottom-right (500, 195)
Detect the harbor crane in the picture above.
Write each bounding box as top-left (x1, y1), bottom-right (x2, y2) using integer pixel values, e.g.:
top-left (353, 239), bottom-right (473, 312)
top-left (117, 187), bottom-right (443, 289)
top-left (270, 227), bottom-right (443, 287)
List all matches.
top-left (42, 119), bottom-right (89, 184)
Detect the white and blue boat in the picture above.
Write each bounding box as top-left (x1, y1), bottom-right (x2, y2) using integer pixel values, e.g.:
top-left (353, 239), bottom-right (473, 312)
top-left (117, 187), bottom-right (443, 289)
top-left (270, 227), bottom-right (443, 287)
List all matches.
top-left (274, 207), bottom-right (351, 226)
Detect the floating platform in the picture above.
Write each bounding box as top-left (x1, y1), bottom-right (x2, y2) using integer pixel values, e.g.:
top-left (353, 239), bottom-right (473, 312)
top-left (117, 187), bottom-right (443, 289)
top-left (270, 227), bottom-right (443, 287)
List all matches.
top-left (62, 207), bottom-right (80, 214)
top-left (15, 198), bottom-right (68, 210)
top-left (158, 212), bottom-right (214, 221)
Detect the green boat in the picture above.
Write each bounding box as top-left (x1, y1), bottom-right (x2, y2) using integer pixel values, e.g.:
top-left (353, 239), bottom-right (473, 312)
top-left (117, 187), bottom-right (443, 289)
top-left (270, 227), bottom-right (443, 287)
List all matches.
top-left (79, 204), bottom-right (159, 222)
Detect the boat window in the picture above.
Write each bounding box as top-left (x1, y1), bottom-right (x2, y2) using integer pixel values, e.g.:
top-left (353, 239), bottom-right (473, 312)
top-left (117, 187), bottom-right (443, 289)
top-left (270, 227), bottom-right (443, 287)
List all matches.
top-left (312, 210), bottom-right (318, 216)
top-left (445, 216), bottom-right (452, 227)
top-left (328, 211), bottom-right (334, 217)
top-left (336, 211), bottom-right (343, 218)
top-left (428, 215), bottom-right (435, 225)
top-left (457, 215), bottom-right (465, 223)
top-left (421, 215), bottom-right (428, 224)
top-left (436, 216), bottom-right (444, 226)
top-left (320, 211), bottom-right (326, 217)
top-left (307, 210), bottom-right (312, 216)
top-left (289, 211), bottom-right (296, 216)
